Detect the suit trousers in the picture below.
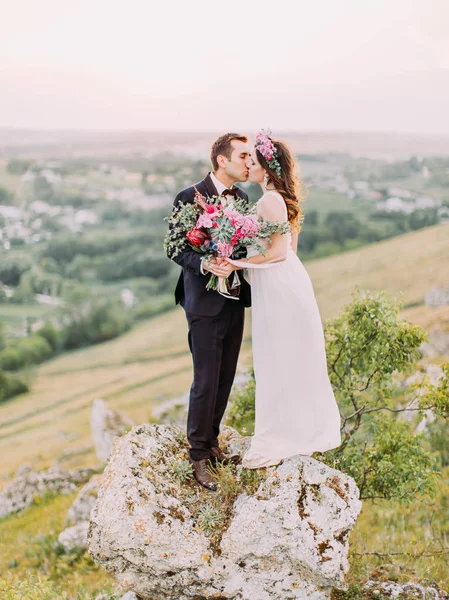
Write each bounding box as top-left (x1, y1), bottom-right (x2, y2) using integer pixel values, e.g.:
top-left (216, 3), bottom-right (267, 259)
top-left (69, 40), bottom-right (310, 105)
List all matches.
top-left (186, 301), bottom-right (245, 461)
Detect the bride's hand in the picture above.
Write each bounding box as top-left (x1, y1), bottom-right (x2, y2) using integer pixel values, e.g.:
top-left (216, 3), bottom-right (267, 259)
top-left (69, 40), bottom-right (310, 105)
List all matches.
top-left (216, 259), bottom-right (236, 278)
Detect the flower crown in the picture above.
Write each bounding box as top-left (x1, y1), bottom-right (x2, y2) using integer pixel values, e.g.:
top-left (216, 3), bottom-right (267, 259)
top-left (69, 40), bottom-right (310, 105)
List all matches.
top-left (255, 128), bottom-right (281, 176)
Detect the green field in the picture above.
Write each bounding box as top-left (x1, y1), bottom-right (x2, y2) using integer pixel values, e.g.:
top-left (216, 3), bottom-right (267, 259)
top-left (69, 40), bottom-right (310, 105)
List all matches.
top-left (0, 304), bottom-right (51, 333)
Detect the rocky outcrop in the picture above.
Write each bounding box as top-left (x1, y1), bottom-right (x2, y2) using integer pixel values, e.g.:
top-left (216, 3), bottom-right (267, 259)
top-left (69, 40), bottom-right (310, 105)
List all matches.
top-left (91, 398), bottom-right (134, 462)
top-left (420, 329), bottom-right (449, 358)
top-left (364, 579), bottom-right (449, 599)
top-left (0, 466), bottom-right (95, 520)
top-left (152, 372), bottom-right (251, 426)
top-left (425, 286), bottom-right (449, 307)
top-left (88, 424), bottom-right (362, 600)
top-left (58, 474), bottom-right (103, 551)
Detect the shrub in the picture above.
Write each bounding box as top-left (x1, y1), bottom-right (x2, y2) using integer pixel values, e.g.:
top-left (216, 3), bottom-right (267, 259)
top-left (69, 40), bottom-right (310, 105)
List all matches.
top-left (61, 301), bottom-right (132, 350)
top-left (0, 370), bottom-right (28, 403)
top-left (0, 335), bottom-right (53, 371)
top-left (36, 322), bottom-right (61, 353)
top-left (132, 294), bottom-right (174, 321)
top-left (227, 371), bottom-right (256, 435)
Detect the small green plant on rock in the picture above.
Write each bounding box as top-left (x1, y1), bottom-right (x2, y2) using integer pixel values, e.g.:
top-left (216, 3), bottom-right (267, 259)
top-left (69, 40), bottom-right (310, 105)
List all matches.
top-left (197, 504), bottom-right (224, 535)
top-left (171, 459), bottom-right (193, 483)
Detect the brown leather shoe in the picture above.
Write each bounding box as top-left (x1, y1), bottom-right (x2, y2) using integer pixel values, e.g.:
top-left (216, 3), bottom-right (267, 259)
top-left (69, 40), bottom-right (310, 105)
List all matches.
top-left (189, 458), bottom-right (217, 492)
top-left (210, 446), bottom-right (240, 466)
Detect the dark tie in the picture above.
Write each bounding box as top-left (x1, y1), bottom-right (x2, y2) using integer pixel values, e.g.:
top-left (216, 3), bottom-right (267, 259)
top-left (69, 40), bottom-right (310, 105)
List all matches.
top-left (222, 187), bottom-right (239, 198)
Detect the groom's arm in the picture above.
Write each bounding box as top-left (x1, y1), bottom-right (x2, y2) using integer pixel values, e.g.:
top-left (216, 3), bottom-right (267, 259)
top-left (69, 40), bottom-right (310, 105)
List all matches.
top-left (166, 189), bottom-right (206, 277)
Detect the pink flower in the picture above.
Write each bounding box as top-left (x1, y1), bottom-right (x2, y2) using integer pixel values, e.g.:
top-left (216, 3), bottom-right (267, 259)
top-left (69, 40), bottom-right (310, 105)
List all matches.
top-left (240, 215), bottom-right (259, 237)
top-left (224, 208), bottom-right (245, 228)
top-left (216, 242), bottom-right (234, 258)
top-left (196, 214), bottom-right (213, 228)
top-left (205, 204), bottom-right (217, 214)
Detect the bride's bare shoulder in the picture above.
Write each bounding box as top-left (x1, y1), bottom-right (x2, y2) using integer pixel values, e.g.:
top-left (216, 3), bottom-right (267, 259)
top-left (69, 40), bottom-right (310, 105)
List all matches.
top-left (257, 191), bottom-right (285, 219)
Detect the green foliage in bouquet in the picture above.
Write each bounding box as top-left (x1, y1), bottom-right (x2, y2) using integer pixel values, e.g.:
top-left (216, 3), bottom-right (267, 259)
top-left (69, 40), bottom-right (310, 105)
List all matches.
top-left (163, 194), bottom-right (290, 261)
top-left (227, 290), bottom-right (449, 502)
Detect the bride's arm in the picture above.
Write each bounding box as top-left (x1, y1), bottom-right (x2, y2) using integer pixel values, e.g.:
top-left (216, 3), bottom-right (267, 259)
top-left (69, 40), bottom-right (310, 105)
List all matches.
top-left (291, 231), bottom-right (298, 252)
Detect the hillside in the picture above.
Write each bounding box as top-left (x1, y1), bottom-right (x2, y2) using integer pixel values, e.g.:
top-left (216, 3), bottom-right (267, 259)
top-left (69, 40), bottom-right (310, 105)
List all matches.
top-left (306, 222), bottom-right (449, 318)
top-left (0, 310), bottom-right (252, 482)
top-left (1, 224), bottom-right (448, 481)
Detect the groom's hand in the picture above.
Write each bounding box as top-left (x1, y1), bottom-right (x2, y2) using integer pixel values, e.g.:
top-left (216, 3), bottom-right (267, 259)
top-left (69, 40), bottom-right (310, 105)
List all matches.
top-left (204, 257), bottom-right (235, 278)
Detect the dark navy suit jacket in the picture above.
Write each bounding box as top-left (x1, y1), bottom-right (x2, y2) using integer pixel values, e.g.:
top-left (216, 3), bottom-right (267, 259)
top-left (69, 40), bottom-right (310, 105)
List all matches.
top-left (166, 173), bottom-right (251, 316)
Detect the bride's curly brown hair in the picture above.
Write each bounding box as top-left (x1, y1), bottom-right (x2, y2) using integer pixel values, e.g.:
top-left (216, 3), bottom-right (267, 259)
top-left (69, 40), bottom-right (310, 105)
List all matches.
top-left (256, 139), bottom-right (303, 232)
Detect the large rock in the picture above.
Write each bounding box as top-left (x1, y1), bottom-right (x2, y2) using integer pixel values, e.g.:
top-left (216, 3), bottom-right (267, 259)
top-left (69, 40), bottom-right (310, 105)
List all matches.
top-left (88, 424), bottom-right (362, 600)
top-left (0, 466), bottom-right (95, 520)
top-left (91, 398), bottom-right (134, 462)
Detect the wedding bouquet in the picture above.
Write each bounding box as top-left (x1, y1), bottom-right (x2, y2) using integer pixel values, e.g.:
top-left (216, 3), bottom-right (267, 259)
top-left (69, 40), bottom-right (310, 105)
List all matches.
top-left (164, 189), bottom-right (290, 295)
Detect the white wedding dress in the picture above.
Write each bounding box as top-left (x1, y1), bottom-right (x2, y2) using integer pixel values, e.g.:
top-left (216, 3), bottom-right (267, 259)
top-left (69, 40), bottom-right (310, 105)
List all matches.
top-left (241, 192), bottom-right (341, 469)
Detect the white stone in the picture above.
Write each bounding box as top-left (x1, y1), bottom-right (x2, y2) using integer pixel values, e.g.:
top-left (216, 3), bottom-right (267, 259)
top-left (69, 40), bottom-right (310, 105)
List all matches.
top-left (0, 467), bottom-right (94, 520)
top-left (88, 424), bottom-right (362, 600)
top-left (91, 399), bottom-right (134, 462)
top-left (66, 474), bottom-right (103, 525)
top-left (58, 521), bottom-right (90, 551)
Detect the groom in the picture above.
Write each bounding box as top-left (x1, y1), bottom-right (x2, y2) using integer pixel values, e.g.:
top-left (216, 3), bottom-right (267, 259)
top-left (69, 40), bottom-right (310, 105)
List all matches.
top-left (166, 133), bottom-right (251, 491)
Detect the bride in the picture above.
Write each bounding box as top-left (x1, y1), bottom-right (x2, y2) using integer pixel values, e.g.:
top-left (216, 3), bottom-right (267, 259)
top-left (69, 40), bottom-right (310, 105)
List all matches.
top-left (224, 130), bottom-right (341, 469)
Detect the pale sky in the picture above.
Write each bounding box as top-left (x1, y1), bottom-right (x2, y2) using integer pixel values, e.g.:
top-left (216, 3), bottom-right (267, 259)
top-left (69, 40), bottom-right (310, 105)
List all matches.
top-left (1, 0), bottom-right (449, 133)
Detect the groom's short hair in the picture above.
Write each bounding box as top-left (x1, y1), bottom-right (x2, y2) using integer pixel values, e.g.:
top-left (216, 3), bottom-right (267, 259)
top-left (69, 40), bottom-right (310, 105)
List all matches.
top-left (211, 133), bottom-right (248, 171)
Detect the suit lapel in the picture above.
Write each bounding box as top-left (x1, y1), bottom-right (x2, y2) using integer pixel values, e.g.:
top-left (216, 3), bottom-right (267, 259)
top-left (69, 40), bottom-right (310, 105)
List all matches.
top-left (203, 172), bottom-right (218, 198)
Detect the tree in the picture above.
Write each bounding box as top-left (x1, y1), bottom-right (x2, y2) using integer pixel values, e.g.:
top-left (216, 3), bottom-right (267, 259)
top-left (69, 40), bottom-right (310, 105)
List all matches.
top-left (228, 291), bottom-right (449, 502)
top-left (325, 211), bottom-right (361, 247)
top-left (7, 159), bottom-right (33, 175)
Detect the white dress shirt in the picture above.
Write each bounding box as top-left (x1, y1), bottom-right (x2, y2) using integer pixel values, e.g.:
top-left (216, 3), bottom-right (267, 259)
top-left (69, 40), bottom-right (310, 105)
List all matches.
top-left (199, 173), bottom-right (239, 290)
top-left (210, 171), bottom-right (229, 195)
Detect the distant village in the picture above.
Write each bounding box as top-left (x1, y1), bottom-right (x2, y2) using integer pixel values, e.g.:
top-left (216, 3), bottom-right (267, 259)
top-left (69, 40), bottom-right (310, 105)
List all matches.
top-left (0, 161), bottom-right (173, 250)
top-left (1, 155), bottom-right (449, 253)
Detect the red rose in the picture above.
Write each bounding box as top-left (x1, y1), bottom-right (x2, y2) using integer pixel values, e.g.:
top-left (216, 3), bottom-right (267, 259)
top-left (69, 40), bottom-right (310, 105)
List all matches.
top-left (231, 235), bottom-right (238, 245)
top-left (205, 204), bottom-right (216, 214)
top-left (187, 228), bottom-right (208, 248)
top-left (212, 222), bottom-right (219, 228)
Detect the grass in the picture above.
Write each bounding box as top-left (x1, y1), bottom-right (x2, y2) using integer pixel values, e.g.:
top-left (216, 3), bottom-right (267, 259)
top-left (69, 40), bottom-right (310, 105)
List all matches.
top-left (305, 222), bottom-right (449, 318)
top-left (347, 467), bottom-right (449, 590)
top-left (0, 492), bottom-right (117, 598)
